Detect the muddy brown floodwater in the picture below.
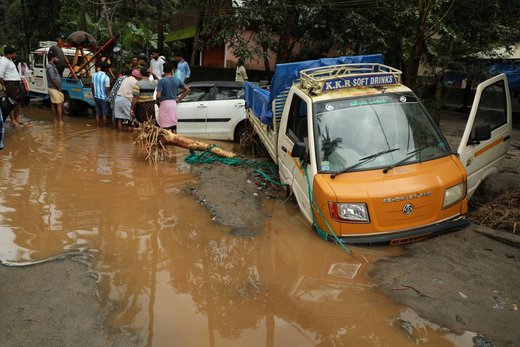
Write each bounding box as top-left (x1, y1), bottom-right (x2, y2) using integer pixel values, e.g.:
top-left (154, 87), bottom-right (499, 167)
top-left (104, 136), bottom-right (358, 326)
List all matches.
top-left (0, 105), bottom-right (484, 346)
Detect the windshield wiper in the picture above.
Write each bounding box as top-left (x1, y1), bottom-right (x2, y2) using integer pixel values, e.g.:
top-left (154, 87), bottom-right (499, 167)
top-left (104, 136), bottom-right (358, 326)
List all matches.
top-left (382, 143), bottom-right (439, 174)
top-left (331, 147), bottom-right (399, 179)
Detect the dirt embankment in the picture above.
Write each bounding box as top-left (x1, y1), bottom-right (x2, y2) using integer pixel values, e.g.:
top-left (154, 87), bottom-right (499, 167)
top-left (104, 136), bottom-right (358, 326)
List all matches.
top-left (369, 226), bottom-right (520, 346)
top-left (0, 260), bottom-right (138, 347)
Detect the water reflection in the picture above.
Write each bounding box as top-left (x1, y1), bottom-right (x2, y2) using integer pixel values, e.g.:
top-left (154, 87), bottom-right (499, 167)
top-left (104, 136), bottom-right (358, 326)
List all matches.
top-left (0, 106), bottom-right (471, 346)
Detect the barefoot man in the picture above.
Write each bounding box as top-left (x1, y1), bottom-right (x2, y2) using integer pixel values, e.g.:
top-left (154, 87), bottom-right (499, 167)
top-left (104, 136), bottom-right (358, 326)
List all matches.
top-left (0, 46), bottom-right (26, 127)
top-left (46, 51), bottom-right (64, 124)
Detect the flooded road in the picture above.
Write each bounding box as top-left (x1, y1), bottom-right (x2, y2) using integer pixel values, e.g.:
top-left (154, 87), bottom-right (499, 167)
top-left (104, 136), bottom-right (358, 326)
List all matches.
top-left (0, 105), bottom-right (475, 346)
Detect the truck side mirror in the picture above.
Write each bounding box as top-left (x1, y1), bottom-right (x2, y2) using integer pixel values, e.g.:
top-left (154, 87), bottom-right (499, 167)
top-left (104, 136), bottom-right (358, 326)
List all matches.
top-left (291, 142), bottom-right (307, 159)
top-left (468, 124), bottom-right (491, 145)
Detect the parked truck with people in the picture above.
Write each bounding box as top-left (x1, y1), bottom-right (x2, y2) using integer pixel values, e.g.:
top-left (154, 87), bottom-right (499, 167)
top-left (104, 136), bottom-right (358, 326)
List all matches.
top-left (245, 54), bottom-right (512, 244)
top-left (21, 41), bottom-right (95, 114)
top-left (21, 35), bottom-right (115, 115)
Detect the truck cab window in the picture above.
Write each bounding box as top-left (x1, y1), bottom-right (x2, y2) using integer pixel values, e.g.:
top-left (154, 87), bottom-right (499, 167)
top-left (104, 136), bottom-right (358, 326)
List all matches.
top-left (286, 94), bottom-right (308, 143)
top-left (472, 80), bottom-right (507, 133)
top-left (33, 53), bottom-right (44, 68)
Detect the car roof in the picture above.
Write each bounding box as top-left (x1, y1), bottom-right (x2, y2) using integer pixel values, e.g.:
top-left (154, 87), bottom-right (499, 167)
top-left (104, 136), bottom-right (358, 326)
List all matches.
top-left (188, 81), bottom-right (244, 88)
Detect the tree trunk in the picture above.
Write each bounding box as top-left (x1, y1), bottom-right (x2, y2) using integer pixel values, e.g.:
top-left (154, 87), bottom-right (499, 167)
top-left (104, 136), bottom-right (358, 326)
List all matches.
top-left (405, 0), bottom-right (435, 87)
top-left (191, 6), bottom-right (206, 66)
top-left (161, 131), bottom-right (236, 158)
top-left (134, 122), bottom-right (236, 164)
top-left (462, 79), bottom-right (473, 111)
top-left (277, 1), bottom-right (296, 63)
top-left (20, 0), bottom-right (30, 59)
top-left (100, 0), bottom-right (113, 37)
top-left (157, 0), bottom-right (164, 52)
top-left (79, 1), bottom-right (87, 32)
top-left (433, 71), bottom-right (444, 125)
top-left (262, 44), bottom-right (271, 73)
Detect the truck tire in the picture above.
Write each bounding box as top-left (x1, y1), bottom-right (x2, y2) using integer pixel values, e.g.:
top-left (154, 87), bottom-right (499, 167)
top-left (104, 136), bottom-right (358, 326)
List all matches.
top-left (49, 46), bottom-right (67, 75)
top-left (62, 93), bottom-right (77, 116)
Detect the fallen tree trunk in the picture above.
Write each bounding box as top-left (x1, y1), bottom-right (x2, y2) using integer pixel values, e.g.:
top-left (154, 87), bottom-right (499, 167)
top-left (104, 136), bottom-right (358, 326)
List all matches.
top-left (134, 121), bottom-right (236, 163)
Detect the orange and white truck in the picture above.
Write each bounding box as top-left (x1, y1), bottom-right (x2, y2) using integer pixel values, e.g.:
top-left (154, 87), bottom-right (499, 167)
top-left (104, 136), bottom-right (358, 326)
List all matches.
top-left (245, 54), bottom-right (512, 244)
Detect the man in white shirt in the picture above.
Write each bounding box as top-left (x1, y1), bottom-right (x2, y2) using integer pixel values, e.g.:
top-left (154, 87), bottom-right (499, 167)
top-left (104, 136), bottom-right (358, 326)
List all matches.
top-left (0, 46), bottom-right (25, 127)
top-left (149, 49), bottom-right (165, 79)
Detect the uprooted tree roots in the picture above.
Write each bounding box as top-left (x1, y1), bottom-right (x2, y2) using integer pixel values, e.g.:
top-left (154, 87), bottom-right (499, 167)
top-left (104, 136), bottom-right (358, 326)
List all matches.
top-left (134, 120), bottom-right (236, 164)
top-left (471, 192), bottom-right (520, 234)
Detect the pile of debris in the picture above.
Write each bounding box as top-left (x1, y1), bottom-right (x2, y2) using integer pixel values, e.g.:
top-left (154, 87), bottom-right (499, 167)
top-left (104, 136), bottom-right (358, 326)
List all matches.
top-left (471, 191), bottom-right (520, 234)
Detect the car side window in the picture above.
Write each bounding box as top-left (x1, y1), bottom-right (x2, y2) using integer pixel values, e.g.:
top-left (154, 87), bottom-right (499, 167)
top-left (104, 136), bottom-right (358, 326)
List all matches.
top-left (285, 94), bottom-right (308, 144)
top-left (215, 87), bottom-right (242, 100)
top-left (182, 87), bottom-right (212, 102)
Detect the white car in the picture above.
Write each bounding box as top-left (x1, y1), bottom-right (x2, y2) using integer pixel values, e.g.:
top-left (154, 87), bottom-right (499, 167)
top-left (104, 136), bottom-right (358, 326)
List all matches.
top-left (176, 81), bottom-right (246, 141)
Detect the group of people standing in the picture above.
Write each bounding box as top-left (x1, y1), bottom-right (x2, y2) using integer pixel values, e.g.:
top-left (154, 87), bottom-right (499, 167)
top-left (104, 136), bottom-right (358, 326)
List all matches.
top-left (53, 49), bottom-right (193, 132)
top-left (0, 46), bottom-right (31, 128)
top-left (1, 43), bottom-right (248, 148)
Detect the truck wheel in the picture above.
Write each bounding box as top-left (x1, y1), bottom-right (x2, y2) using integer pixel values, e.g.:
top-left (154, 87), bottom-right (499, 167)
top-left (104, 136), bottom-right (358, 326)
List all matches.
top-left (63, 94), bottom-right (77, 116)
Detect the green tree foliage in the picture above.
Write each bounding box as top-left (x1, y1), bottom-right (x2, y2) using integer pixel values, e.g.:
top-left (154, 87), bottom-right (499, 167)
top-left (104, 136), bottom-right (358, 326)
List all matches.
top-left (0, 0), bottom-right (174, 65)
top-left (200, 0), bottom-right (520, 75)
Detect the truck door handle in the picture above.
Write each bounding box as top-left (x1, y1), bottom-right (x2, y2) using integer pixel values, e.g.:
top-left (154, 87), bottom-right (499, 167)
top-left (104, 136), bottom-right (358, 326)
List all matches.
top-left (234, 103), bottom-right (244, 108)
top-left (281, 146), bottom-right (287, 153)
top-left (197, 104), bottom-right (207, 108)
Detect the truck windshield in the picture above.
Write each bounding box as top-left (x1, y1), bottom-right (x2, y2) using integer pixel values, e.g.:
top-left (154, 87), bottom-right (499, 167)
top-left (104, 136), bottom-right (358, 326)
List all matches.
top-left (314, 93), bottom-right (451, 173)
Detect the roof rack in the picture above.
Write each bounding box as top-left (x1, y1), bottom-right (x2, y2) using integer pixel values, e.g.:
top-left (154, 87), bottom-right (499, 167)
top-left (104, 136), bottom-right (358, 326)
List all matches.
top-left (38, 41), bottom-right (58, 48)
top-left (300, 63), bottom-right (402, 93)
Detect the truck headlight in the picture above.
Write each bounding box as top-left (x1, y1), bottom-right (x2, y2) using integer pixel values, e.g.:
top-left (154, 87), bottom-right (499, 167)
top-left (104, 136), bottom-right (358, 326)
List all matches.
top-left (329, 202), bottom-right (370, 223)
top-left (442, 182), bottom-right (466, 209)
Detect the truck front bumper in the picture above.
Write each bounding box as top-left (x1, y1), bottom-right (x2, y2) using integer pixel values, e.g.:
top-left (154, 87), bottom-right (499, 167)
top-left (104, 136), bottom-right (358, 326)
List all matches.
top-left (321, 215), bottom-right (470, 245)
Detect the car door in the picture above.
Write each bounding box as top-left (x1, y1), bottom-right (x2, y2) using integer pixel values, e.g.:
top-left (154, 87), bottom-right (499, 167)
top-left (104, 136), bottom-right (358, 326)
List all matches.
top-left (205, 86), bottom-right (245, 139)
top-left (176, 86), bottom-right (212, 137)
top-left (457, 74), bottom-right (512, 198)
top-left (278, 91), bottom-right (314, 223)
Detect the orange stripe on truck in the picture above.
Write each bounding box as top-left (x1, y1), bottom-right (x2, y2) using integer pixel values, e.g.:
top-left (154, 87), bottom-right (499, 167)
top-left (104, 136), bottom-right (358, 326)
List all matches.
top-left (475, 137), bottom-right (503, 157)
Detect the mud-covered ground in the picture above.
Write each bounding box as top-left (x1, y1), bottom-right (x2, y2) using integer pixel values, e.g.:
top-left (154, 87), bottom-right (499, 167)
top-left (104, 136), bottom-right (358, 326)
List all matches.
top-left (0, 260), bottom-right (137, 346)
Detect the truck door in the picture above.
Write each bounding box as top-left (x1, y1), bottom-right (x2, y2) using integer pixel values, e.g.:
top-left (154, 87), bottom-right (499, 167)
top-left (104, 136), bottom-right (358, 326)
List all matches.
top-left (457, 74), bottom-right (512, 198)
top-left (278, 92), bottom-right (313, 222)
top-left (27, 52), bottom-right (48, 94)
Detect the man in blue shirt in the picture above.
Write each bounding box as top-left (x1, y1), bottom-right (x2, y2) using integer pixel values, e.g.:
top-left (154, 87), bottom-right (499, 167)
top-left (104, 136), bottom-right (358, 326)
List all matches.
top-left (46, 52), bottom-right (64, 124)
top-left (91, 62), bottom-right (111, 126)
top-left (156, 61), bottom-right (190, 131)
top-left (174, 53), bottom-right (191, 83)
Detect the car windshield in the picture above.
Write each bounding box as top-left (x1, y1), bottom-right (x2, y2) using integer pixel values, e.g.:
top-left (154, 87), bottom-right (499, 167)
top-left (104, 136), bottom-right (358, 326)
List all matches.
top-left (314, 93), bottom-right (451, 173)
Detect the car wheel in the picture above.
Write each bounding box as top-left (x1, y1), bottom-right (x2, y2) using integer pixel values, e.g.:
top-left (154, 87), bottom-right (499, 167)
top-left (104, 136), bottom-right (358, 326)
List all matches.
top-left (234, 121), bottom-right (246, 143)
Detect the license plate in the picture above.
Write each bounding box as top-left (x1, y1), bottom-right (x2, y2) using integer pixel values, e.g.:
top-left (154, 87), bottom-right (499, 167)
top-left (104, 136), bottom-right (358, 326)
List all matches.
top-left (390, 233), bottom-right (431, 245)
